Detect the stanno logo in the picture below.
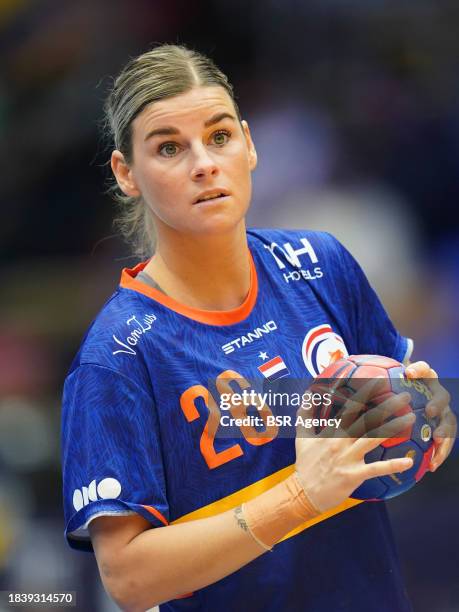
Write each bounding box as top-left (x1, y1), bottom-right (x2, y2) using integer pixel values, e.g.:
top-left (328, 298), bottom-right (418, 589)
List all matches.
top-left (112, 313), bottom-right (156, 356)
top-left (222, 320), bottom-right (278, 354)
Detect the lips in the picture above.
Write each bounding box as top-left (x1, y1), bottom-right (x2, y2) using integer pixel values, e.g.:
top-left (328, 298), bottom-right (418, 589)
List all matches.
top-left (193, 189), bottom-right (230, 204)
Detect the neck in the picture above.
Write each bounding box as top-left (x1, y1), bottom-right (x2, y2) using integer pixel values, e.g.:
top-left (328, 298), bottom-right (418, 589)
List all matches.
top-left (143, 222), bottom-right (251, 311)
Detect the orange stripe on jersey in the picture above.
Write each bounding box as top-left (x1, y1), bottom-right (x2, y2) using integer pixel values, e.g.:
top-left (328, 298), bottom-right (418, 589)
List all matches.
top-left (171, 464), bottom-right (363, 543)
top-left (141, 504), bottom-right (169, 526)
top-left (119, 250), bottom-right (258, 326)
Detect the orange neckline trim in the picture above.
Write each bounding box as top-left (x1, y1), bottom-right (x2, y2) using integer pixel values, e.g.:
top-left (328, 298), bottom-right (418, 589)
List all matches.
top-left (119, 251), bottom-right (258, 326)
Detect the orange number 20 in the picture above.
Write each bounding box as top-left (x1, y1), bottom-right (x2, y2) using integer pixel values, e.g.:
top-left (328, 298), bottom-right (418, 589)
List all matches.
top-left (179, 370), bottom-right (278, 469)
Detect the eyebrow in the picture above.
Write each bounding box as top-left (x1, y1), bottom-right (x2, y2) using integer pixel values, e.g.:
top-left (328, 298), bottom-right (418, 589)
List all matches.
top-left (144, 111), bottom-right (237, 141)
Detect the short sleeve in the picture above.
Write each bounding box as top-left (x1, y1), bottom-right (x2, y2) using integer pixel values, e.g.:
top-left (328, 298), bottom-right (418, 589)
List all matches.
top-left (61, 363), bottom-right (169, 552)
top-left (328, 234), bottom-right (413, 364)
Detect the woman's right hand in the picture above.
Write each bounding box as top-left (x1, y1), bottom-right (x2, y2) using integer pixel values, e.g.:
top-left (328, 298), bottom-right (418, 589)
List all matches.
top-left (294, 380), bottom-right (415, 513)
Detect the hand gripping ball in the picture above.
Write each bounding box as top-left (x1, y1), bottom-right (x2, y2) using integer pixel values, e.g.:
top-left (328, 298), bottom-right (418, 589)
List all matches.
top-left (310, 355), bottom-right (437, 500)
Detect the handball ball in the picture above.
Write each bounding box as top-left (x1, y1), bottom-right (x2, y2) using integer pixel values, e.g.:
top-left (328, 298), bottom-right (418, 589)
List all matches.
top-left (311, 355), bottom-right (436, 501)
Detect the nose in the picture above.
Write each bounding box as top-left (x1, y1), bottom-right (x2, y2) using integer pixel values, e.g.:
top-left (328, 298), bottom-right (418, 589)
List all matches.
top-left (190, 144), bottom-right (219, 181)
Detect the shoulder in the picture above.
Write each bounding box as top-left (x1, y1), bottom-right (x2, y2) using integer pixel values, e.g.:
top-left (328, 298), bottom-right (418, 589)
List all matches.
top-left (65, 286), bottom-right (158, 384)
top-left (62, 289), bottom-right (158, 425)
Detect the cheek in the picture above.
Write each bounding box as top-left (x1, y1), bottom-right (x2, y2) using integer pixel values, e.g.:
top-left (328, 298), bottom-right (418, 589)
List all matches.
top-left (235, 158), bottom-right (253, 191)
top-left (138, 162), bottom-right (183, 203)
top-left (225, 147), bottom-right (251, 181)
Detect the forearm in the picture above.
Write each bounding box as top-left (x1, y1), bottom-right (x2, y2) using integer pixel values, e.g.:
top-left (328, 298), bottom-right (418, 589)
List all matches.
top-left (109, 475), bottom-right (312, 611)
top-left (116, 507), bottom-right (262, 610)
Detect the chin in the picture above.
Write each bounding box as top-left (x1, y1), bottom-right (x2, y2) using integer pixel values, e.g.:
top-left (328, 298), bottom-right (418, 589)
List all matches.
top-left (188, 201), bottom-right (248, 232)
top-left (189, 212), bottom-right (246, 236)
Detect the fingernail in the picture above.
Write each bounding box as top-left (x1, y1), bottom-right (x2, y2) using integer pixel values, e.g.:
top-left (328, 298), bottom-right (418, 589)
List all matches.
top-left (426, 404), bottom-right (436, 417)
top-left (436, 429), bottom-right (446, 438)
top-left (405, 368), bottom-right (415, 376)
top-left (399, 392), bottom-right (411, 402)
top-left (401, 457), bottom-right (413, 467)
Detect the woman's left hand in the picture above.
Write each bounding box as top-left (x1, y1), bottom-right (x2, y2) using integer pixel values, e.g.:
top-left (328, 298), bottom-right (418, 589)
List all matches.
top-left (405, 361), bottom-right (457, 472)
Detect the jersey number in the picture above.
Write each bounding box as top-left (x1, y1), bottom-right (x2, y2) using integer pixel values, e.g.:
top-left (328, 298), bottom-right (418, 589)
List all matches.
top-left (180, 370), bottom-right (278, 469)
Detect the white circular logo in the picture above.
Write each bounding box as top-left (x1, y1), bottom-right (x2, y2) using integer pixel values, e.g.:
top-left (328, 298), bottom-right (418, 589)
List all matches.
top-left (302, 323), bottom-right (349, 377)
top-left (97, 477), bottom-right (122, 500)
top-left (72, 477), bottom-right (122, 510)
top-left (72, 489), bottom-right (84, 511)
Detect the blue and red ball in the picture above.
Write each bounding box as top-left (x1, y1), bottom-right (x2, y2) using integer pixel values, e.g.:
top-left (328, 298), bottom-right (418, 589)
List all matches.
top-left (312, 355), bottom-right (436, 501)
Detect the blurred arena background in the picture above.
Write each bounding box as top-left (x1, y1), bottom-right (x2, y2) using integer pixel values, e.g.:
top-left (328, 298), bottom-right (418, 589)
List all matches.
top-left (0, 1), bottom-right (458, 610)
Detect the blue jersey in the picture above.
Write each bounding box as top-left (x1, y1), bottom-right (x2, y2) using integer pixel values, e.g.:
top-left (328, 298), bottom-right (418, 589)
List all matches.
top-left (62, 229), bottom-right (413, 611)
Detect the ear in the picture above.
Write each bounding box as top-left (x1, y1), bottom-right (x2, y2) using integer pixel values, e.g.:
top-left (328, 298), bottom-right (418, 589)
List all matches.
top-left (111, 150), bottom-right (141, 197)
top-left (241, 120), bottom-right (257, 171)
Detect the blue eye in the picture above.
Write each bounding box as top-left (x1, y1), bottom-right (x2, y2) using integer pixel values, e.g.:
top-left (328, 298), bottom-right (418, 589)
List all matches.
top-left (212, 130), bottom-right (231, 146)
top-left (159, 142), bottom-right (179, 157)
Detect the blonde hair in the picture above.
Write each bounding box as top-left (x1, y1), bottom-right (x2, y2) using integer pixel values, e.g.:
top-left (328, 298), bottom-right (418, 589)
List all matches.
top-left (103, 44), bottom-right (241, 258)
